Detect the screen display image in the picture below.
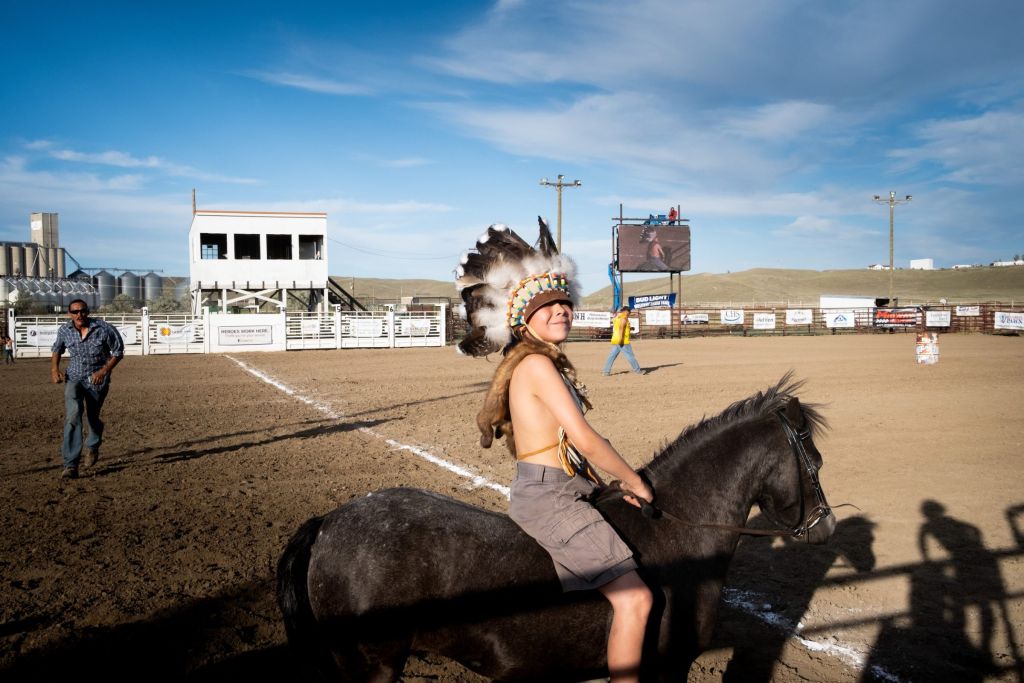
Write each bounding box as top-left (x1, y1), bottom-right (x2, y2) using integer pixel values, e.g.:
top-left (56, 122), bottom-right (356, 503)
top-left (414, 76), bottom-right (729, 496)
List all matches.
top-left (617, 224), bottom-right (691, 272)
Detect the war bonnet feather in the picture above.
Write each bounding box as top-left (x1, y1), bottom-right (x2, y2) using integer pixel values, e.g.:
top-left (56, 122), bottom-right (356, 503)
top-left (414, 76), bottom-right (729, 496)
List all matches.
top-left (455, 217), bottom-right (581, 356)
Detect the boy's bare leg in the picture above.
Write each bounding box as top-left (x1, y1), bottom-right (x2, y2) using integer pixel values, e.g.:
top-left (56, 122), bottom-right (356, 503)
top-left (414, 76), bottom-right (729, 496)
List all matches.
top-left (598, 570), bottom-right (653, 683)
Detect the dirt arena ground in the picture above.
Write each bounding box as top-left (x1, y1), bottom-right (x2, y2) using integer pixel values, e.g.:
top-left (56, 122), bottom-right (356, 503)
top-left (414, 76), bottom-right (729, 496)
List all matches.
top-left (1, 333), bottom-right (1022, 682)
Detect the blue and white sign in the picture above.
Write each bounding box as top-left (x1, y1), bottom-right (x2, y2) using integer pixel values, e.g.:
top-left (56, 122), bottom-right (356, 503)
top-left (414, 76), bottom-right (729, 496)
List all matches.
top-left (955, 305), bottom-right (981, 317)
top-left (681, 313), bottom-right (709, 325)
top-left (629, 293), bottom-right (676, 309)
top-left (994, 311), bottom-right (1024, 330)
top-left (753, 312), bottom-right (776, 330)
top-left (825, 311), bottom-right (856, 328)
top-left (786, 309), bottom-right (813, 325)
top-left (720, 309), bottom-right (744, 325)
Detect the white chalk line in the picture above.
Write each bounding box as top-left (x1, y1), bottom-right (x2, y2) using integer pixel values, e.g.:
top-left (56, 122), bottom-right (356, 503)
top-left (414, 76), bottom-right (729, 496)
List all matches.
top-left (226, 355), bottom-right (510, 497)
top-left (723, 588), bottom-right (901, 682)
top-left (227, 355), bottom-right (885, 674)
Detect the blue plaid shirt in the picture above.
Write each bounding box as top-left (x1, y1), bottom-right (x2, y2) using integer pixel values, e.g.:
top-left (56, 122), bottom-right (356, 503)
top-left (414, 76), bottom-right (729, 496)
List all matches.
top-left (51, 318), bottom-right (125, 381)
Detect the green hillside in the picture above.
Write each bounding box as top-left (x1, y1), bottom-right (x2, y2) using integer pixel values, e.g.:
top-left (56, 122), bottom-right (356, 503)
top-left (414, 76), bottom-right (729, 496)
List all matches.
top-left (333, 267), bottom-right (1024, 308)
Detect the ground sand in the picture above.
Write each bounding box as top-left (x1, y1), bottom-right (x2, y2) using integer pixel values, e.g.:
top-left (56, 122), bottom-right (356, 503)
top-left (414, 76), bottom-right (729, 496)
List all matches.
top-left (2, 333), bottom-right (1022, 681)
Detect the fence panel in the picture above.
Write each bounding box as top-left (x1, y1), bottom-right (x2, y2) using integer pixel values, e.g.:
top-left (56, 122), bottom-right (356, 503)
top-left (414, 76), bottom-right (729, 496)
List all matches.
top-left (286, 311), bottom-right (338, 350)
top-left (148, 313), bottom-right (205, 354)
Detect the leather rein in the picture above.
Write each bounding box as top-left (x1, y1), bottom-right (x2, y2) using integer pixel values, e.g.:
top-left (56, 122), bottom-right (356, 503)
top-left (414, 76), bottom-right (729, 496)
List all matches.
top-left (630, 409), bottom-right (834, 539)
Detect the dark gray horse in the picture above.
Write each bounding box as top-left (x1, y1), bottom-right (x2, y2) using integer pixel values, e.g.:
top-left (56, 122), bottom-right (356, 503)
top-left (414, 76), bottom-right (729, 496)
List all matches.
top-left (277, 375), bottom-right (836, 681)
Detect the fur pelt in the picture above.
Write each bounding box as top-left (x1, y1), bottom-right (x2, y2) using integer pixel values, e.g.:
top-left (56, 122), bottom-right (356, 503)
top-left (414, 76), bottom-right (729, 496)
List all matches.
top-left (475, 335), bottom-right (591, 456)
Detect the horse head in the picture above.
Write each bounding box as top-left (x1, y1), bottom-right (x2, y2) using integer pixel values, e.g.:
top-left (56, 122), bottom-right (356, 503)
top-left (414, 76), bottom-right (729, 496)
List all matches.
top-left (755, 394), bottom-right (836, 545)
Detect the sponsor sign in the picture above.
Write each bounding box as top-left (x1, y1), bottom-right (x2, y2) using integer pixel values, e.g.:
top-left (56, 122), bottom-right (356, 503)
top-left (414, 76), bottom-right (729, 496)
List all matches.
top-left (874, 308), bottom-right (919, 328)
top-left (399, 318), bottom-right (431, 336)
top-left (925, 311), bottom-right (951, 327)
top-left (218, 325), bottom-right (273, 346)
top-left (916, 332), bottom-right (940, 365)
top-left (346, 318), bottom-right (384, 337)
top-left (753, 312), bottom-right (776, 330)
top-left (720, 309), bottom-right (744, 325)
top-left (786, 309), bottom-right (813, 325)
top-left (629, 293), bottom-right (676, 310)
top-left (155, 323), bottom-right (196, 343)
top-left (572, 311), bottom-right (613, 328)
top-left (25, 325), bottom-right (60, 347)
top-left (300, 319), bottom-right (321, 335)
top-left (825, 311), bottom-right (856, 328)
top-left (116, 324), bottom-right (137, 345)
top-left (644, 309), bottom-right (671, 326)
top-left (955, 305), bottom-right (981, 316)
top-left (681, 313), bottom-right (709, 325)
top-left (994, 311), bottom-right (1024, 330)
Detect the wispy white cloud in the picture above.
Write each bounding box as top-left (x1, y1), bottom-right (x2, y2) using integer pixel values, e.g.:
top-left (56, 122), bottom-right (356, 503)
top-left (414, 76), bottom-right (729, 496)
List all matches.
top-left (242, 69), bottom-right (374, 96)
top-left (38, 143), bottom-right (260, 185)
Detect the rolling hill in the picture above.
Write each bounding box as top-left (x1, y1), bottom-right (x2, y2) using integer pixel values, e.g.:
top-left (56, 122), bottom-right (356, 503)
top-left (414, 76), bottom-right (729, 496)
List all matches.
top-left (332, 267), bottom-right (1024, 309)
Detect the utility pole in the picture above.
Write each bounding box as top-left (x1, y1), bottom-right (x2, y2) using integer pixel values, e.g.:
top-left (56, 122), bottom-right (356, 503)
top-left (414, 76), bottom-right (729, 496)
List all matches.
top-left (873, 191), bottom-right (912, 304)
top-left (540, 174), bottom-right (582, 252)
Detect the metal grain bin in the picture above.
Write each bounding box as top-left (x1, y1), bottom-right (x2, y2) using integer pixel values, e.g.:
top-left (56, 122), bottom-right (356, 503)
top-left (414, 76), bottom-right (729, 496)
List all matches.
top-left (120, 271), bottom-right (141, 302)
top-left (95, 270), bottom-right (116, 306)
top-left (143, 272), bottom-right (162, 301)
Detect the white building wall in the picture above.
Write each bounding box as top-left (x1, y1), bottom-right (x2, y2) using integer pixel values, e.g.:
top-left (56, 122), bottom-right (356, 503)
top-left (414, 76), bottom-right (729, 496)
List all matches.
top-left (909, 258), bottom-right (934, 270)
top-left (188, 210), bottom-right (328, 289)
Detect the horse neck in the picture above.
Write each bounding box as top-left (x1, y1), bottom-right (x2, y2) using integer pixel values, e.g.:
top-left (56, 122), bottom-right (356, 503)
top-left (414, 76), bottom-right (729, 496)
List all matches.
top-left (643, 416), bottom-right (778, 531)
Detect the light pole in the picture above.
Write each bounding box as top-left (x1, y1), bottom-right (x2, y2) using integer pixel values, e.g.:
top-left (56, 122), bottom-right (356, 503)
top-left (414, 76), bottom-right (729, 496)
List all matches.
top-left (539, 174), bottom-right (582, 252)
top-left (873, 191), bottom-right (912, 304)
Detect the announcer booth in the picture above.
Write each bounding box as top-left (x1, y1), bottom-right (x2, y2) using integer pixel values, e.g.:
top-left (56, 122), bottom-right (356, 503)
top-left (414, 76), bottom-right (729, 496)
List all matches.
top-left (611, 203), bottom-right (691, 334)
top-left (188, 202), bottom-right (328, 316)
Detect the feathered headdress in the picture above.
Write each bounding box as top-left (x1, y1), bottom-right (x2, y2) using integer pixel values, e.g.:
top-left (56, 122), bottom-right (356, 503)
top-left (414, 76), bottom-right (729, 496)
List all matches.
top-left (455, 217), bottom-right (581, 356)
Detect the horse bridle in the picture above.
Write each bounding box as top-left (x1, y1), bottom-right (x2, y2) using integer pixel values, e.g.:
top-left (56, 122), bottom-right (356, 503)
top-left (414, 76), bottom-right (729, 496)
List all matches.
top-left (635, 408), bottom-right (833, 539)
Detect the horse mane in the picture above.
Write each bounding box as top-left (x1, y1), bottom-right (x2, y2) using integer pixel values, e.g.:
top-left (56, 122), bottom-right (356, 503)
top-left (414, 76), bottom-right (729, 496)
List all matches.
top-left (645, 371), bottom-right (827, 471)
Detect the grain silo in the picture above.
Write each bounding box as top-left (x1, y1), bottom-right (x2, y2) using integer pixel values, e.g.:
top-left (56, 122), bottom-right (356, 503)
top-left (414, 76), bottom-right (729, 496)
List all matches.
top-left (143, 272), bottom-right (162, 301)
top-left (23, 244), bottom-right (37, 278)
top-left (95, 270), bottom-right (116, 306)
top-left (8, 245), bottom-right (25, 276)
top-left (0, 245), bottom-right (8, 276)
top-left (120, 271), bottom-right (141, 302)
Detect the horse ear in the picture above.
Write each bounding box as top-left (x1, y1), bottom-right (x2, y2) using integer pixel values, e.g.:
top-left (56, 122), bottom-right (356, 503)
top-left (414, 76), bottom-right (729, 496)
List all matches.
top-left (785, 396), bottom-right (802, 423)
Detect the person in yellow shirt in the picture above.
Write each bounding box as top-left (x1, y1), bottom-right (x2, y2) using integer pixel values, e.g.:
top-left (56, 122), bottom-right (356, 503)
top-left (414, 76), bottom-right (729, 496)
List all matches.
top-left (603, 306), bottom-right (645, 375)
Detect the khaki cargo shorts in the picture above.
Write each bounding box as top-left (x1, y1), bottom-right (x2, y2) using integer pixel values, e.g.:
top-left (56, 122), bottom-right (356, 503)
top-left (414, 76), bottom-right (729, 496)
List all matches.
top-left (509, 461), bottom-right (637, 592)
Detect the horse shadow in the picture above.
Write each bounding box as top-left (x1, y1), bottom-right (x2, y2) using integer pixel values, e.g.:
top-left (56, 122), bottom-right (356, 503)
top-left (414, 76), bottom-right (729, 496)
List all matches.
top-left (720, 515), bottom-right (877, 682)
top-left (861, 499), bottom-right (1023, 682)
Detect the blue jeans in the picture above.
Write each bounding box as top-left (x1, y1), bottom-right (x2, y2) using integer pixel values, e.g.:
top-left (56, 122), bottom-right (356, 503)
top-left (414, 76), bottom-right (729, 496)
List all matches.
top-left (63, 376), bottom-right (110, 469)
top-left (603, 343), bottom-right (642, 374)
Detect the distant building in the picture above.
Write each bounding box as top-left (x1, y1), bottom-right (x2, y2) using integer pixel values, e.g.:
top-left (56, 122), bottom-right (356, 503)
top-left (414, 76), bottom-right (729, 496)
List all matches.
top-left (866, 264), bottom-right (890, 271)
top-left (952, 264), bottom-right (974, 270)
top-left (991, 260), bottom-right (1024, 267)
top-left (909, 258), bottom-right (934, 270)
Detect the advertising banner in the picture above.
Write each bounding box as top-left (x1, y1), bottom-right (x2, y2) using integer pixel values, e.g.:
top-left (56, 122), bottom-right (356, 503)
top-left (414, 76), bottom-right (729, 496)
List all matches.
top-left (629, 293), bottom-right (676, 309)
top-left (572, 311), bottom-right (612, 328)
top-left (681, 313), bottom-right (709, 325)
top-left (25, 325), bottom-right (59, 347)
top-left (753, 312), bottom-right (776, 330)
top-left (786, 309), bottom-right (814, 325)
top-left (218, 325), bottom-right (273, 346)
top-left (994, 311), bottom-right (1024, 330)
top-left (116, 325), bottom-right (137, 345)
top-left (617, 224), bottom-right (691, 272)
top-left (155, 323), bottom-right (196, 343)
top-left (720, 309), bottom-right (744, 326)
top-left (644, 310), bottom-right (671, 326)
top-left (874, 308), bottom-right (919, 328)
top-left (955, 305), bottom-right (981, 316)
top-left (925, 311), bottom-right (952, 327)
top-left (825, 311), bottom-right (856, 328)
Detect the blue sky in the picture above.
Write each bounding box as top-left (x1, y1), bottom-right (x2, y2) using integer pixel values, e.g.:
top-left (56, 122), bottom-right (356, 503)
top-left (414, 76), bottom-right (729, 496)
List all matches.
top-left (2, 0), bottom-right (1022, 294)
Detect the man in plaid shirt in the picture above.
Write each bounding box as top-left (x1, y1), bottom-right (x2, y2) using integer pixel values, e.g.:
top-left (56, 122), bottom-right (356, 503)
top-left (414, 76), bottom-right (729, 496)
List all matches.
top-left (50, 299), bottom-right (124, 479)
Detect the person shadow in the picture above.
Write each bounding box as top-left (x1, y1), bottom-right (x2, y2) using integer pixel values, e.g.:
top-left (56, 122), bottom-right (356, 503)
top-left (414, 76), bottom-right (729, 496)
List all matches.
top-left (721, 515), bottom-right (877, 682)
top-left (862, 499), bottom-right (1021, 682)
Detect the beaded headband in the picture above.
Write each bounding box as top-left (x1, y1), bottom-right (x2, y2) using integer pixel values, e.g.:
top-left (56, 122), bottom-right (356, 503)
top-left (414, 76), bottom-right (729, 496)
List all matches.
top-left (507, 272), bottom-right (573, 328)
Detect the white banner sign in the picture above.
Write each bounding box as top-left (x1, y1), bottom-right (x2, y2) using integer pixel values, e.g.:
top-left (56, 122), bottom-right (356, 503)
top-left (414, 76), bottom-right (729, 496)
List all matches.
top-left (925, 311), bottom-right (951, 327)
top-left (720, 309), bottom-right (744, 325)
top-left (399, 318), bottom-right (431, 336)
top-left (347, 318), bottom-right (384, 337)
top-left (155, 323), bottom-right (195, 343)
top-left (300, 319), bottom-right (321, 335)
top-left (955, 305), bottom-right (981, 316)
top-left (994, 311), bottom-right (1024, 330)
top-left (115, 324), bottom-right (137, 345)
top-left (753, 312), bottom-right (776, 330)
top-left (786, 309), bottom-right (813, 325)
top-left (825, 311), bottom-right (856, 328)
top-left (218, 325), bottom-right (273, 345)
top-left (572, 311), bottom-right (613, 328)
top-left (644, 310), bottom-right (671, 326)
top-left (25, 325), bottom-right (60, 347)
top-left (681, 313), bottom-right (709, 325)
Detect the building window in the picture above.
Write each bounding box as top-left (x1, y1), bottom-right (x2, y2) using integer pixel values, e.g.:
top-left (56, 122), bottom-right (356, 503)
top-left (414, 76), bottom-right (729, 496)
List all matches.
top-left (234, 233), bottom-right (261, 260)
top-left (299, 235), bottom-right (323, 260)
top-left (200, 233), bottom-right (228, 260)
top-left (267, 234), bottom-right (292, 260)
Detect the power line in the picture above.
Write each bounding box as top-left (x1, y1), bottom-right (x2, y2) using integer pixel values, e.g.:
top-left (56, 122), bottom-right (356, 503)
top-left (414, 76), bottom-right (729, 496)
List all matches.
top-left (326, 236), bottom-right (458, 261)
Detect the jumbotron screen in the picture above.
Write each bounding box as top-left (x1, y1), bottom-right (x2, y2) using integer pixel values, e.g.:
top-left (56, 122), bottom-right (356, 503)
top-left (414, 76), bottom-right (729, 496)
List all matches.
top-left (617, 224), bottom-right (691, 273)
